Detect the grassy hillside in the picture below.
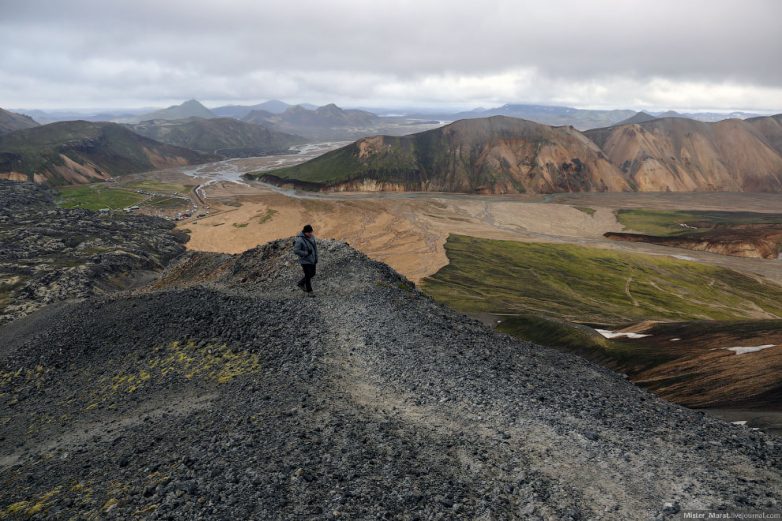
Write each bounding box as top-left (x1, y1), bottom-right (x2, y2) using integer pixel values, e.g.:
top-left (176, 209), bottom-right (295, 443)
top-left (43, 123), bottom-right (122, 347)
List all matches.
top-left (421, 235), bottom-right (782, 323)
top-left (610, 209), bottom-right (782, 259)
top-left (128, 117), bottom-right (304, 157)
top-left (421, 235), bottom-right (782, 407)
top-left (0, 121), bottom-right (211, 185)
top-left (0, 107), bottom-right (39, 134)
top-left (616, 209), bottom-right (782, 236)
top-left (57, 180), bottom-right (190, 211)
top-left (58, 185), bottom-right (145, 210)
top-left (260, 136), bottom-right (416, 184)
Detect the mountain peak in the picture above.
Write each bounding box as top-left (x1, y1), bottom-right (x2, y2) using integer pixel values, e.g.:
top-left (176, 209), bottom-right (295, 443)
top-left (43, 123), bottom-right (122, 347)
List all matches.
top-left (614, 111), bottom-right (658, 126)
top-left (0, 107), bottom-right (40, 134)
top-left (136, 99), bottom-right (215, 122)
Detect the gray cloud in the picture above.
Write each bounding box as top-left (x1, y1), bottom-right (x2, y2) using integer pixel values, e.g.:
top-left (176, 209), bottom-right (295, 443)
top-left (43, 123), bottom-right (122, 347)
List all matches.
top-left (1, 0), bottom-right (780, 111)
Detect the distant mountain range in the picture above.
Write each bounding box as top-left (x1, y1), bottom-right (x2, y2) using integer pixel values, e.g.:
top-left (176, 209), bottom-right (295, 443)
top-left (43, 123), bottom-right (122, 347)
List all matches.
top-left (12, 99), bottom-right (771, 133)
top-left (127, 117), bottom-right (305, 157)
top-left (408, 104), bottom-right (767, 131)
top-left (132, 100), bottom-right (403, 140)
top-left (0, 121), bottom-right (212, 185)
top-left (242, 103), bottom-right (382, 140)
top-left (441, 104), bottom-right (638, 131)
top-left (253, 113), bottom-right (782, 194)
top-left (0, 108), bottom-right (39, 134)
top-left (212, 99), bottom-right (318, 119)
top-left (615, 110), bottom-right (764, 126)
top-left (3, 99), bottom-right (781, 192)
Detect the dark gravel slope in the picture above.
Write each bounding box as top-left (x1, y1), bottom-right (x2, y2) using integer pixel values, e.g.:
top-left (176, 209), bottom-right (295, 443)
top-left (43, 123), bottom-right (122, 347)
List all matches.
top-left (1, 239), bottom-right (780, 520)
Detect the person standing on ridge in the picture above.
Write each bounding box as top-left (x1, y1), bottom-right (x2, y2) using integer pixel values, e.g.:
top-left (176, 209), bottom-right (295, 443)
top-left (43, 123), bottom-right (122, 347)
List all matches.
top-left (294, 224), bottom-right (318, 295)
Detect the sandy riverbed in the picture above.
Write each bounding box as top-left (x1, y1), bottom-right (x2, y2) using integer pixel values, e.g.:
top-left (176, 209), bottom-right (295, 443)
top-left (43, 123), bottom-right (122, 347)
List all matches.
top-left (177, 180), bottom-right (782, 285)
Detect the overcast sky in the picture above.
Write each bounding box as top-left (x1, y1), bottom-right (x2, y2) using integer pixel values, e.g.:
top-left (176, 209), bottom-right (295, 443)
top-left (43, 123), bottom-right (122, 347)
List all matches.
top-left (2, 0), bottom-right (781, 112)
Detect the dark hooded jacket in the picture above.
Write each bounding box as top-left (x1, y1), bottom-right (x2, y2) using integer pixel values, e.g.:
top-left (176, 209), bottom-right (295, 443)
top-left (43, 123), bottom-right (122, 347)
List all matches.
top-left (293, 232), bottom-right (318, 265)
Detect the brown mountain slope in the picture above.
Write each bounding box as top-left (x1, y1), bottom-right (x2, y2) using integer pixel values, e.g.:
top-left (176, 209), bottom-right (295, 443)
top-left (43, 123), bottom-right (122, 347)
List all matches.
top-left (0, 108), bottom-right (39, 135)
top-left (585, 117), bottom-right (782, 192)
top-left (746, 114), bottom-right (782, 155)
top-left (0, 121), bottom-right (213, 186)
top-left (253, 116), bottom-right (630, 194)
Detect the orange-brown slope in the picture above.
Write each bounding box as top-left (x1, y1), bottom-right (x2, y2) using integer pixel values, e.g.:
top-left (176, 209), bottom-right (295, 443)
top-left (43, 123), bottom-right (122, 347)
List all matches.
top-left (585, 117), bottom-right (782, 192)
top-left (745, 114), bottom-right (782, 155)
top-left (257, 116), bottom-right (630, 194)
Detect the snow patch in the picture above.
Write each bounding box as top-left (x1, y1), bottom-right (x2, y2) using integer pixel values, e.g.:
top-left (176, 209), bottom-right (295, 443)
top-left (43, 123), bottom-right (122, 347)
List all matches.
top-left (723, 344), bottom-right (776, 355)
top-left (595, 329), bottom-right (651, 339)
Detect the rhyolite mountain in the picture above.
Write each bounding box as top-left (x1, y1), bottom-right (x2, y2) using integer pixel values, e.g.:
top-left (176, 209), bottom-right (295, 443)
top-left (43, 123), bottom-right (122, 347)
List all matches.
top-left (746, 113), bottom-right (782, 155)
top-left (586, 116), bottom-right (782, 192)
top-left (255, 114), bottom-right (782, 193)
top-left (253, 116), bottom-right (629, 193)
top-left (0, 199), bottom-right (779, 519)
top-left (127, 117), bottom-right (305, 158)
top-left (0, 121), bottom-right (213, 185)
top-left (0, 107), bottom-right (39, 135)
top-left (135, 99), bottom-right (216, 122)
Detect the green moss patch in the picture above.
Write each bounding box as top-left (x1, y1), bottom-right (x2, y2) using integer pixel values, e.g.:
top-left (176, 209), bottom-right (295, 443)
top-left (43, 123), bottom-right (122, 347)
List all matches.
top-left (257, 208), bottom-right (278, 224)
top-left (421, 234), bottom-right (782, 324)
top-left (615, 208), bottom-right (782, 236)
top-left (57, 184), bottom-right (144, 211)
top-left (574, 206), bottom-right (596, 216)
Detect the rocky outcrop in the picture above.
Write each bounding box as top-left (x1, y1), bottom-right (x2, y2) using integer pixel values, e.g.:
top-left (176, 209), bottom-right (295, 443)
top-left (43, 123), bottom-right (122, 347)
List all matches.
top-left (1, 236), bottom-right (779, 519)
top-left (0, 181), bottom-right (188, 324)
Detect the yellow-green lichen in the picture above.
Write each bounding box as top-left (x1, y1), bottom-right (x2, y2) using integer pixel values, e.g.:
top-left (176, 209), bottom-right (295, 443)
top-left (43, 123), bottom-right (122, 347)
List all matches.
top-left (87, 340), bottom-right (261, 409)
top-left (0, 486), bottom-right (61, 519)
top-left (0, 365), bottom-right (47, 390)
top-left (103, 498), bottom-right (119, 512)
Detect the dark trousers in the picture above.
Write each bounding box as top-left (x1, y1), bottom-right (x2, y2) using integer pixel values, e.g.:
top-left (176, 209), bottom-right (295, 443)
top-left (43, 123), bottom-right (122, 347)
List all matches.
top-left (298, 263), bottom-right (316, 292)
